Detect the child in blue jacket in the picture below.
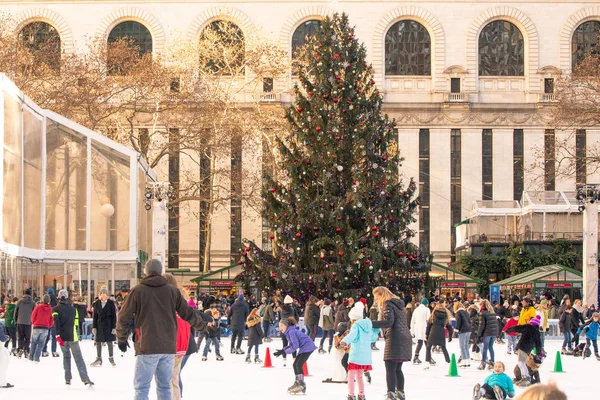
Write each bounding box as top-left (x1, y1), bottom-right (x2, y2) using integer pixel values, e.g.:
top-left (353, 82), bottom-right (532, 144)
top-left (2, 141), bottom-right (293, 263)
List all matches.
top-left (577, 312), bottom-right (600, 360)
top-left (473, 361), bottom-right (515, 400)
top-left (0, 320), bottom-right (14, 388)
top-left (341, 302), bottom-right (380, 400)
top-left (274, 317), bottom-right (317, 395)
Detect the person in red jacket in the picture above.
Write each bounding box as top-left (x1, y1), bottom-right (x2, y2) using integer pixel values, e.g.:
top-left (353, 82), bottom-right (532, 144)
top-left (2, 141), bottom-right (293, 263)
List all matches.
top-left (502, 311), bottom-right (520, 355)
top-left (29, 295), bottom-right (54, 362)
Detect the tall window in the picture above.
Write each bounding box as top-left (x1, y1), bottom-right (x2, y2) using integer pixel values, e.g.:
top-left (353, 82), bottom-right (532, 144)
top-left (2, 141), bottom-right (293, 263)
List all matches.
top-left (230, 136), bottom-right (243, 262)
top-left (479, 20), bottom-right (524, 76)
top-left (292, 20), bottom-right (321, 58)
top-left (108, 21), bottom-right (153, 55)
top-left (482, 129), bottom-right (493, 200)
top-left (572, 21), bottom-right (600, 69)
top-left (18, 21), bottom-right (61, 71)
top-left (419, 129), bottom-right (430, 254)
top-left (450, 129), bottom-right (461, 251)
top-left (168, 129), bottom-right (180, 269)
top-left (513, 129), bottom-right (524, 201)
top-left (200, 20), bottom-right (245, 74)
top-left (576, 129), bottom-right (587, 186)
top-left (544, 130), bottom-right (555, 191)
top-left (385, 20), bottom-right (431, 76)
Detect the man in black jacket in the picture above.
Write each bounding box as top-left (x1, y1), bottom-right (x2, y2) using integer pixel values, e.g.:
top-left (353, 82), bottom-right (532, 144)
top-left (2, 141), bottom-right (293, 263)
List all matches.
top-left (14, 288), bottom-right (35, 357)
top-left (53, 289), bottom-right (93, 386)
top-left (116, 259), bottom-right (209, 400)
top-left (227, 294), bottom-right (249, 354)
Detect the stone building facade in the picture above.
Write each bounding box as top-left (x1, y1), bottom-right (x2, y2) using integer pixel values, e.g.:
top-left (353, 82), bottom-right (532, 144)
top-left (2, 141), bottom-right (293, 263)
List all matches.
top-left (1, 0), bottom-right (599, 272)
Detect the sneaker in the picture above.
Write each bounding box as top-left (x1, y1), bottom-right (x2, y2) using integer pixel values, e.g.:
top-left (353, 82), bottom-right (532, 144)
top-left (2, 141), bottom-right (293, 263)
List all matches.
top-left (216, 354), bottom-right (224, 361)
top-left (493, 385), bottom-right (504, 400)
top-left (202, 356), bottom-right (207, 361)
top-left (472, 383), bottom-right (482, 400)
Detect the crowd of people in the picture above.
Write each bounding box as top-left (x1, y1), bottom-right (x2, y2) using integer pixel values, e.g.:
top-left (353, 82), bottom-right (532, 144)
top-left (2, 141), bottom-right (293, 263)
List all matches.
top-left (0, 260), bottom-right (584, 400)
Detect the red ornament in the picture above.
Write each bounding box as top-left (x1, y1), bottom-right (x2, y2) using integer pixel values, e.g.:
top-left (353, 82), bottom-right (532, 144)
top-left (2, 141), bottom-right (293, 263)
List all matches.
top-left (398, 251), bottom-right (403, 256)
top-left (333, 54), bottom-right (340, 59)
top-left (371, 225), bottom-right (378, 231)
top-left (374, 232), bottom-right (379, 238)
top-left (242, 251), bottom-right (247, 256)
top-left (365, 259), bottom-right (371, 264)
top-left (333, 97), bottom-right (339, 103)
top-left (308, 91), bottom-right (313, 95)
top-left (335, 75), bottom-right (341, 80)
top-left (270, 187), bottom-right (276, 193)
top-left (338, 251), bottom-right (344, 256)
top-left (297, 106), bottom-right (303, 112)
top-left (296, 232), bottom-right (302, 238)
top-left (335, 228), bottom-right (341, 233)
top-left (237, 260), bottom-right (243, 265)
top-left (316, 126), bottom-right (321, 131)
top-left (313, 226), bottom-right (319, 231)
top-left (349, 35), bottom-right (354, 40)
top-left (269, 234), bottom-right (275, 240)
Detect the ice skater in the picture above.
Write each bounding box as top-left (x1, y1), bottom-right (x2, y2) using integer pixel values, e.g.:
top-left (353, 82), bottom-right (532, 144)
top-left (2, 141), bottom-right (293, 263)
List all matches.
top-left (504, 315), bottom-right (542, 387)
top-left (341, 302), bottom-right (379, 400)
top-left (245, 307), bottom-right (263, 364)
top-left (0, 319), bottom-right (13, 388)
top-left (90, 288), bottom-right (117, 367)
top-left (472, 361), bottom-right (515, 400)
top-left (274, 317), bottom-right (316, 395)
top-left (577, 312), bottom-right (600, 360)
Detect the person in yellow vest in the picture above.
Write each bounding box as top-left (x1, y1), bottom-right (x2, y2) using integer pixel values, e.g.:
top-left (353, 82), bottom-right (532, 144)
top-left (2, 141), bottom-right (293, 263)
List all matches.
top-left (518, 299), bottom-right (536, 325)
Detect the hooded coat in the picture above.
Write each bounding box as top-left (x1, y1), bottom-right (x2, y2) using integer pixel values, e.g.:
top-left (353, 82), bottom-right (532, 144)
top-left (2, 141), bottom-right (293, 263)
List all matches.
top-left (410, 304), bottom-right (430, 341)
top-left (304, 302), bottom-right (320, 327)
top-left (227, 298), bottom-right (249, 330)
top-left (342, 318), bottom-right (380, 366)
top-left (469, 306), bottom-right (480, 344)
top-left (3, 303), bottom-right (16, 328)
top-left (334, 304), bottom-right (350, 329)
top-left (371, 298), bottom-right (412, 361)
top-left (92, 298), bottom-right (117, 342)
top-left (426, 309), bottom-right (453, 346)
top-left (14, 295), bottom-right (36, 325)
top-left (246, 315), bottom-right (264, 347)
top-left (283, 326), bottom-right (317, 355)
top-left (319, 305), bottom-right (335, 331)
top-left (478, 310), bottom-right (499, 338)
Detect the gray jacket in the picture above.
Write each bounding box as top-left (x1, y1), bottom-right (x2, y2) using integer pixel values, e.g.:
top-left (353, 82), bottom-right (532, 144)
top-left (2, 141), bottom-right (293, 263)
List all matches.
top-left (15, 295), bottom-right (36, 325)
top-left (372, 298), bottom-right (413, 361)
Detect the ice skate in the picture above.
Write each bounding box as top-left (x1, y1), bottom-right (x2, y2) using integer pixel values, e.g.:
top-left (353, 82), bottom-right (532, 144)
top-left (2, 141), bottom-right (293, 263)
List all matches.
top-left (216, 354), bottom-right (224, 361)
top-left (84, 380), bottom-right (95, 388)
top-left (358, 394), bottom-right (367, 400)
top-left (0, 383), bottom-right (14, 388)
top-left (487, 361), bottom-right (494, 370)
top-left (328, 345), bottom-right (332, 354)
top-left (230, 347), bottom-right (235, 354)
top-left (16, 349), bottom-right (23, 359)
top-left (459, 359), bottom-right (470, 368)
top-left (395, 390), bottom-right (405, 400)
top-left (347, 395), bottom-right (356, 400)
top-left (65, 380), bottom-right (71, 386)
top-left (428, 358), bottom-right (436, 366)
top-left (516, 377), bottom-right (531, 387)
top-left (90, 358), bottom-right (102, 367)
top-left (318, 345), bottom-right (325, 354)
top-left (202, 356), bottom-right (207, 361)
top-left (235, 348), bottom-right (244, 355)
top-left (477, 361), bottom-right (486, 370)
top-left (370, 343), bottom-right (379, 351)
top-left (493, 385), bottom-right (504, 400)
top-left (385, 392), bottom-right (396, 399)
top-left (364, 371), bottom-right (371, 384)
top-left (288, 375), bottom-right (306, 395)
top-left (472, 383), bottom-right (482, 400)
top-left (561, 347), bottom-right (573, 355)
top-left (283, 357), bottom-right (287, 367)
top-left (595, 353), bottom-right (600, 360)
top-left (245, 354), bottom-right (251, 363)
top-left (412, 355), bottom-right (421, 365)
top-left (52, 352), bottom-right (60, 357)
top-left (583, 345), bottom-right (589, 359)
top-left (109, 357), bottom-right (116, 367)
top-left (10, 348), bottom-right (17, 356)
top-left (254, 355), bottom-right (262, 364)
top-left (41, 351), bottom-right (49, 357)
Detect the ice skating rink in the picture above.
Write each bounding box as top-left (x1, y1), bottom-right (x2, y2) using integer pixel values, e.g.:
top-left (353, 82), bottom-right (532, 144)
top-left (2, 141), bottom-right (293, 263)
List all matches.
top-left (3, 338), bottom-right (593, 398)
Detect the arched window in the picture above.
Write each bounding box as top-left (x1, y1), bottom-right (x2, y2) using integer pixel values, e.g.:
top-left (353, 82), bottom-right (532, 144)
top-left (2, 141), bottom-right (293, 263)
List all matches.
top-left (291, 20), bottom-right (321, 58)
top-left (199, 20), bottom-right (245, 74)
top-left (385, 20), bottom-right (431, 76)
top-left (572, 21), bottom-right (600, 69)
top-left (108, 21), bottom-right (153, 55)
top-left (478, 20), bottom-right (524, 76)
top-left (18, 21), bottom-right (61, 70)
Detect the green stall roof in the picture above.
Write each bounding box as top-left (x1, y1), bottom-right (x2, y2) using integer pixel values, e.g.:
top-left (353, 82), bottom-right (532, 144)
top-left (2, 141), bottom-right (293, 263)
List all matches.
top-left (490, 264), bottom-right (582, 288)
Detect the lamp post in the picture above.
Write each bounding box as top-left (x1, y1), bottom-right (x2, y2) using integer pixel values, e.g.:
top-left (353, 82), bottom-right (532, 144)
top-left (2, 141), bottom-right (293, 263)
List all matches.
top-left (576, 184), bottom-right (599, 306)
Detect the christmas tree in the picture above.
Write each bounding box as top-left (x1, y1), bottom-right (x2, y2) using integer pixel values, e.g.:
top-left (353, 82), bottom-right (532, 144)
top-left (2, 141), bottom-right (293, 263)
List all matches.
top-left (236, 13), bottom-right (429, 300)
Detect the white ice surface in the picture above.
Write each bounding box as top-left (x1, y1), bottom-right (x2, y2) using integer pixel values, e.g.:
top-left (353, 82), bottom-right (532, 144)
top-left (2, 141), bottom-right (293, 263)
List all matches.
top-left (3, 338), bottom-right (595, 399)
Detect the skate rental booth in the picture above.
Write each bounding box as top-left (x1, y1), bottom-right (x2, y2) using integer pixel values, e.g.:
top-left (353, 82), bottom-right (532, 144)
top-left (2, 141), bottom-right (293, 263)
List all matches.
top-left (0, 75), bottom-right (157, 307)
top-left (429, 262), bottom-right (483, 298)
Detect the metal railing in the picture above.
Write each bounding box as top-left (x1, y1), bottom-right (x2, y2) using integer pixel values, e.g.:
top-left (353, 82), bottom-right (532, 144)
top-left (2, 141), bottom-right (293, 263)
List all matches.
top-left (469, 231), bottom-right (584, 244)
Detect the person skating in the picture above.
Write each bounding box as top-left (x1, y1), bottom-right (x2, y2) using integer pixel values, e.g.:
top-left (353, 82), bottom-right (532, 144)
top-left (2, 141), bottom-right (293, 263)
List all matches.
top-left (318, 298), bottom-right (336, 354)
top-left (502, 311), bottom-right (520, 355)
top-left (90, 288), bottom-right (117, 367)
top-left (227, 294), bottom-right (249, 355)
top-left (273, 317), bottom-right (316, 395)
top-left (558, 306), bottom-right (574, 354)
top-left (341, 302), bottom-right (379, 400)
top-left (42, 288), bottom-right (59, 357)
top-left (201, 310), bottom-right (224, 361)
top-left (472, 361), bottom-right (515, 400)
top-left (478, 300), bottom-right (499, 370)
top-left (2, 297), bottom-right (17, 356)
top-left (262, 297), bottom-right (275, 342)
top-left (504, 315), bottom-right (542, 387)
top-left (14, 288), bottom-right (35, 358)
top-left (0, 319), bottom-right (13, 388)
top-left (518, 298), bottom-right (536, 325)
top-left (279, 295), bottom-right (299, 366)
top-left (425, 302), bottom-right (453, 368)
top-left (245, 307), bottom-right (264, 364)
top-left (454, 301), bottom-right (471, 367)
top-left (52, 289), bottom-right (94, 387)
top-left (371, 286), bottom-right (412, 400)
top-left (577, 312), bottom-right (600, 360)
top-left (304, 296), bottom-right (321, 341)
top-left (29, 295), bottom-right (54, 362)
top-left (410, 298), bottom-right (430, 365)
top-left (368, 304), bottom-right (380, 351)
top-left (469, 304), bottom-right (481, 361)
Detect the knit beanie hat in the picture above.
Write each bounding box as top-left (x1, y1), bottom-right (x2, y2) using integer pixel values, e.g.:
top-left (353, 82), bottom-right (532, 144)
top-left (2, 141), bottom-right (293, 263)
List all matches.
top-left (58, 289), bottom-right (69, 299)
top-left (529, 315), bottom-right (541, 327)
top-left (238, 293), bottom-right (244, 301)
top-left (421, 298), bottom-right (429, 305)
top-left (359, 298), bottom-right (367, 306)
top-left (324, 298), bottom-right (331, 306)
top-left (145, 259), bottom-right (163, 275)
top-left (348, 302), bottom-right (364, 321)
top-left (512, 310), bottom-right (520, 317)
top-left (342, 299), bottom-right (349, 306)
top-left (540, 299), bottom-right (548, 305)
top-left (284, 295), bottom-right (293, 304)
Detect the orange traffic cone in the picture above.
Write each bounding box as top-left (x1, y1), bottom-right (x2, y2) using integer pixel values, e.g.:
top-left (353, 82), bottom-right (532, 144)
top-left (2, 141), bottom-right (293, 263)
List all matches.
top-left (262, 347), bottom-right (274, 368)
top-left (302, 362), bottom-right (311, 377)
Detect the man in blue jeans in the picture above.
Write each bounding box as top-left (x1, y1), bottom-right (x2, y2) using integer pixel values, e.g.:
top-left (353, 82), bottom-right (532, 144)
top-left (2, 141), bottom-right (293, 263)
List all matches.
top-left (116, 259), bottom-right (210, 400)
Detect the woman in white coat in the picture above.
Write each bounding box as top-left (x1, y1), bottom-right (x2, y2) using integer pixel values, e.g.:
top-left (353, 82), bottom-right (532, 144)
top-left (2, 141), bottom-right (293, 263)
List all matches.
top-left (410, 298), bottom-right (431, 364)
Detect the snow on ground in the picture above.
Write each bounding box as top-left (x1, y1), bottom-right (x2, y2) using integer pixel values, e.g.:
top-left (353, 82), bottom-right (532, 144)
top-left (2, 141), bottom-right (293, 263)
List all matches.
top-left (4, 338), bottom-right (595, 399)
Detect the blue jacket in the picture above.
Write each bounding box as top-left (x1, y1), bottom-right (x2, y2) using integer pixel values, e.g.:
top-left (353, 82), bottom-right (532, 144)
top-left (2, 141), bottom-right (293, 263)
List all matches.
top-left (484, 372), bottom-right (515, 397)
top-left (283, 327), bottom-right (317, 355)
top-left (579, 321), bottom-right (599, 340)
top-left (0, 320), bottom-right (8, 342)
top-left (342, 318), bottom-right (380, 366)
